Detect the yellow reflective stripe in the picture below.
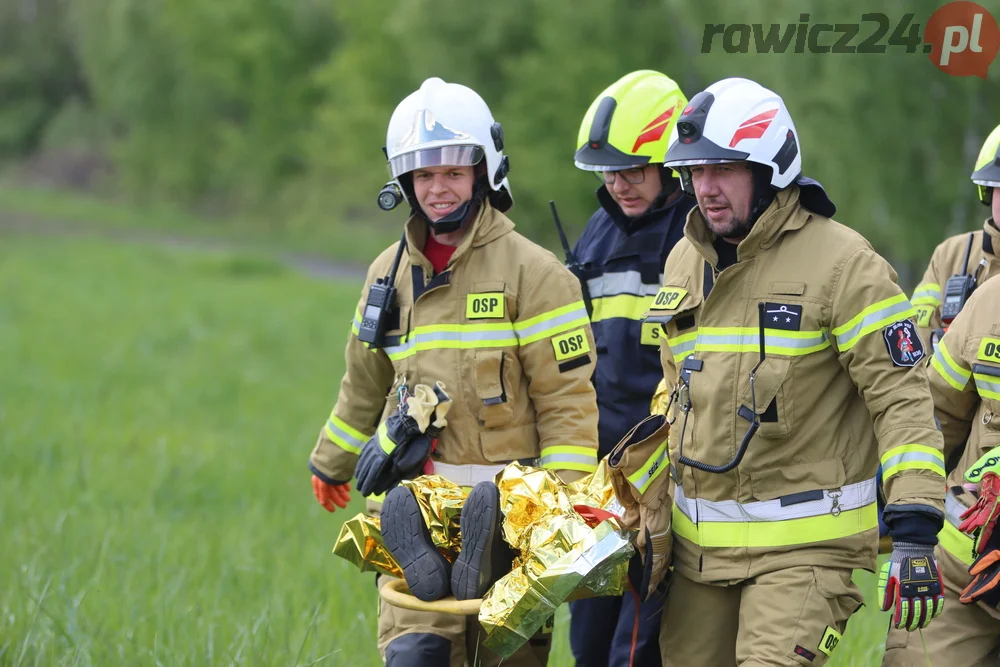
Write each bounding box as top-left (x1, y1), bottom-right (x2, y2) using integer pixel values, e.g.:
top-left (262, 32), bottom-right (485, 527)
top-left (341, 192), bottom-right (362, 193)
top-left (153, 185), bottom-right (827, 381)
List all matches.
top-left (974, 371), bottom-right (1000, 401)
top-left (931, 340), bottom-right (972, 391)
top-left (880, 444), bottom-right (945, 481)
top-left (911, 283), bottom-right (942, 307)
top-left (672, 502), bottom-right (878, 548)
top-left (938, 520), bottom-right (974, 566)
top-left (627, 439), bottom-right (669, 494)
top-left (539, 445), bottom-right (598, 472)
top-left (667, 331), bottom-right (697, 362)
top-left (352, 307), bottom-right (362, 335)
top-left (693, 327), bottom-right (831, 356)
top-left (323, 414), bottom-right (369, 455)
top-left (514, 301), bottom-right (590, 344)
top-left (591, 294), bottom-right (653, 322)
top-left (832, 294), bottom-right (915, 351)
top-left (376, 421), bottom-right (395, 454)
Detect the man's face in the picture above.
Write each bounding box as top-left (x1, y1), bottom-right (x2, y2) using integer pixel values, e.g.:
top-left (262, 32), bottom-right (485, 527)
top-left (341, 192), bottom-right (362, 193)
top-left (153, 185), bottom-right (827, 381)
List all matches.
top-left (412, 165), bottom-right (475, 221)
top-left (992, 187), bottom-right (1000, 223)
top-left (604, 165), bottom-right (662, 217)
top-left (690, 162), bottom-right (756, 240)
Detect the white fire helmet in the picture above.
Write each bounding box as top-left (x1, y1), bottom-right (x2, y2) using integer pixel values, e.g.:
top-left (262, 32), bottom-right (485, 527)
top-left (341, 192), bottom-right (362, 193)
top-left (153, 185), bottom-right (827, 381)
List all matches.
top-left (663, 77), bottom-right (801, 195)
top-left (384, 77), bottom-right (512, 213)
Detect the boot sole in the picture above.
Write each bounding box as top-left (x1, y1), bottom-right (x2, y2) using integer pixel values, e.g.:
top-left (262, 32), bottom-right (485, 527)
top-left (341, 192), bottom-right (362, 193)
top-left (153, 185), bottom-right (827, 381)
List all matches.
top-left (451, 481), bottom-right (508, 601)
top-left (381, 485), bottom-right (451, 602)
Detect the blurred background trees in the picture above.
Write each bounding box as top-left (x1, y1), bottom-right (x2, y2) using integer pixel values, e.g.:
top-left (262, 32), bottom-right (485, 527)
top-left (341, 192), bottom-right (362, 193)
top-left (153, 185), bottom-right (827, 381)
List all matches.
top-left (3, 0), bottom-right (999, 283)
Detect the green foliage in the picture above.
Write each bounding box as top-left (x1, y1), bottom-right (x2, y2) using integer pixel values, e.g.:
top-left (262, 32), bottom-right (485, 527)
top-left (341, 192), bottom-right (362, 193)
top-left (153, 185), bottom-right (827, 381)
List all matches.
top-left (4, 0), bottom-right (1000, 268)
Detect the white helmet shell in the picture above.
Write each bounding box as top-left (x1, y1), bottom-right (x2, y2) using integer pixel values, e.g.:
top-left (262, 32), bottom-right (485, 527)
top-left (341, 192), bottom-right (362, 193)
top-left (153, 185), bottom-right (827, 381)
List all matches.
top-left (385, 77), bottom-right (511, 210)
top-left (664, 77), bottom-right (801, 192)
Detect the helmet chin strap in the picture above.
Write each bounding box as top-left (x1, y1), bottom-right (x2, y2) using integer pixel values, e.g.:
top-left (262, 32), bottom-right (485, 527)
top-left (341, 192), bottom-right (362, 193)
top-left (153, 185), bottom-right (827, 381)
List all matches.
top-left (746, 164), bottom-right (777, 227)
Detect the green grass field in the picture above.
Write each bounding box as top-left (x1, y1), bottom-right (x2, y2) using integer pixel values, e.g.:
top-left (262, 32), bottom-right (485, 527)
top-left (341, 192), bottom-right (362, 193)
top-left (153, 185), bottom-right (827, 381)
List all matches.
top-left (0, 231), bottom-right (897, 665)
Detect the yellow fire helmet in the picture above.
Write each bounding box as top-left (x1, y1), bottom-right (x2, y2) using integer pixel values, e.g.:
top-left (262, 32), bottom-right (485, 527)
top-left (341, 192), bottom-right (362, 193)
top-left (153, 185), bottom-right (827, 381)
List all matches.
top-left (972, 122), bottom-right (1000, 205)
top-left (574, 70), bottom-right (687, 172)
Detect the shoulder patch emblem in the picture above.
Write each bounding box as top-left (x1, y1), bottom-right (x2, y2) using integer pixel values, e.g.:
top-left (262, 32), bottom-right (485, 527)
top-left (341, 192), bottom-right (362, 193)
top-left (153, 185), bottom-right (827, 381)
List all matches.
top-left (883, 320), bottom-right (924, 367)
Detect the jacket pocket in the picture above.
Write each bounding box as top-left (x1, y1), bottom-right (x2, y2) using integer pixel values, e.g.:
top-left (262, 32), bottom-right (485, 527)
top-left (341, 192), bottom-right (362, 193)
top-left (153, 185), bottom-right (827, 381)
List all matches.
top-left (737, 356), bottom-right (792, 438)
top-left (750, 457), bottom-right (847, 502)
top-left (475, 348), bottom-right (513, 429)
top-left (480, 423), bottom-right (541, 463)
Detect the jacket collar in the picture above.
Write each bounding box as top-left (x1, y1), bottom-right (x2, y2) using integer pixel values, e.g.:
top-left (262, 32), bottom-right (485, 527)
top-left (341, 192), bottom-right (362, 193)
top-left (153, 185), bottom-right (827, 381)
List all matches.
top-left (984, 217), bottom-right (1000, 257)
top-left (404, 201), bottom-right (514, 273)
top-left (596, 185), bottom-right (685, 234)
top-left (684, 185), bottom-right (810, 267)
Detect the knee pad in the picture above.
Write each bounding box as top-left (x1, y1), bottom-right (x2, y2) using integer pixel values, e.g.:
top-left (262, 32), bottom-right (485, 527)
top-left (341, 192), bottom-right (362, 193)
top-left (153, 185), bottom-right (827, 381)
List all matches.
top-left (385, 632), bottom-right (451, 666)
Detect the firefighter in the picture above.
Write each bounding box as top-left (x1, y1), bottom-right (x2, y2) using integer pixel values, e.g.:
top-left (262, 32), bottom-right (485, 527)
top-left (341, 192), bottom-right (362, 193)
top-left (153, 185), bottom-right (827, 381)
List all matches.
top-left (642, 76), bottom-right (947, 666)
top-left (566, 69), bottom-right (694, 667)
top-left (881, 139), bottom-right (1000, 667)
top-left (910, 122), bottom-right (1000, 355)
top-left (306, 77), bottom-right (600, 667)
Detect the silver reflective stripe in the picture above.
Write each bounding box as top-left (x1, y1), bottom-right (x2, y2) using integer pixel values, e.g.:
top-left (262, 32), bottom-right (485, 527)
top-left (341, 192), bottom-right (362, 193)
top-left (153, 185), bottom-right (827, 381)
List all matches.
top-left (912, 285), bottom-right (942, 304)
top-left (326, 418), bottom-right (366, 451)
top-left (431, 462), bottom-right (506, 487)
top-left (934, 345), bottom-right (971, 387)
top-left (515, 305), bottom-right (588, 340)
top-left (629, 443), bottom-right (668, 493)
top-left (881, 450), bottom-right (946, 472)
top-left (945, 492), bottom-right (968, 529)
top-left (670, 338), bottom-right (697, 357)
top-left (696, 331), bottom-right (828, 350)
top-left (384, 326), bottom-right (518, 357)
top-left (674, 477), bottom-right (877, 524)
top-left (587, 271), bottom-right (662, 298)
top-left (834, 300), bottom-right (913, 348)
top-left (976, 376), bottom-right (1000, 396)
top-left (539, 453), bottom-right (596, 467)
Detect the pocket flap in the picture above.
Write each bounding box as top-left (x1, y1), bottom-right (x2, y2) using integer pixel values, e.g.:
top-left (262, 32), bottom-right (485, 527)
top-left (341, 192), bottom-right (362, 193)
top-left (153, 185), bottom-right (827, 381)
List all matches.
top-left (750, 458), bottom-right (847, 502)
top-left (769, 281), bottom-right (806, 296)
top-left (738, 357), bottom-right (791, 415)
top-left (474, 349), bottom-right (504, 403)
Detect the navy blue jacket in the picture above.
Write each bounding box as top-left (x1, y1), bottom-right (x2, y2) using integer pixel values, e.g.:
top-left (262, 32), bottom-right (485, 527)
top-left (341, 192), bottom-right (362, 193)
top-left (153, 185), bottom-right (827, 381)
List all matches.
top-left (573, 186), bottom-right (694, 458)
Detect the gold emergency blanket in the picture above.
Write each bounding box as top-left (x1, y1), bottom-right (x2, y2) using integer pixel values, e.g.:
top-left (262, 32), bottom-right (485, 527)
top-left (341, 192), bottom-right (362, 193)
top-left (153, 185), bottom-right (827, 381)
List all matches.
top-left (480, 462), bottom-right (635, 658)
top-left (333, 475), bottom-right (469, 577)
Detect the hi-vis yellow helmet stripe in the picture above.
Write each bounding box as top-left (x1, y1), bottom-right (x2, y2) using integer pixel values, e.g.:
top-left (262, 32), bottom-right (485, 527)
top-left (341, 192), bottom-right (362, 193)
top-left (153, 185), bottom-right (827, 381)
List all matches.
top-left (880, 444), bottom-right (945, 481)
top-left (972, 122), bottom-right (1000, 204)
top-left (324, 413), bottom-right (370, 455)
top-left (539, 445), bottom-right (598, 472)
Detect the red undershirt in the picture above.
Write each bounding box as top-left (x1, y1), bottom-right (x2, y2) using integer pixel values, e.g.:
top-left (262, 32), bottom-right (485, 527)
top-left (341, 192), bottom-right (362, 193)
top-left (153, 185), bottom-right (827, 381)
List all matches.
top-left (423, 232), bottom-right (456, 274)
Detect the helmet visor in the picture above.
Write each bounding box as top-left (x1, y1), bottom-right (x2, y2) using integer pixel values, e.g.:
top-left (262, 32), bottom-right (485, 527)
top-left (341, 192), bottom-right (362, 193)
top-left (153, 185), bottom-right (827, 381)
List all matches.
top-left (389, 145), bottom-right (484, 178)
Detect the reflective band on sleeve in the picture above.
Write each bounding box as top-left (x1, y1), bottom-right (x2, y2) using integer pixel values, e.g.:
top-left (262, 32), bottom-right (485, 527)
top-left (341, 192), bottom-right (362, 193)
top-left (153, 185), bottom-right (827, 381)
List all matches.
top-left (324, 414), bottom-right (370, 455)
top-left (911, 283), bottom-right (943, 307)
top-left (668, 332), bottom-right (698, 363)
top-left (973, 364), bottom-right (1000, 400)
top-left (352, 307), bottom-right (362, 336)
top-left (539, 445), bottom-right (599, 472)
top-left (627, 439), bottom-right (669, 494)
top-left (931, 340), bottom-right (972, 391)
top-left (694, 327), bottom-right (830, 356)
top-left (832, 294), bottom-right (915, 351)
top-left (671, 478), bottom-right (878, 548)
top-left (514, 302), bottom-right (590, 345)
top-left (880, 444), bottom-right (946, 480)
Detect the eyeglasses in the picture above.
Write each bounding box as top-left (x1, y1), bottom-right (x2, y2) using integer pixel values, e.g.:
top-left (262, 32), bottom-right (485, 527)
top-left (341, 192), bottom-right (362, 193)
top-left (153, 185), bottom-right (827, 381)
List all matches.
top-left (594, 167), bottom-right (647, 185)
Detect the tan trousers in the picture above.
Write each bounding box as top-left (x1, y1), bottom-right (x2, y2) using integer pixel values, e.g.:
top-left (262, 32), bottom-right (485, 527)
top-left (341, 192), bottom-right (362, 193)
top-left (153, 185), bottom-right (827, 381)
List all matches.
top-left (882, 545), bottom-right (1000, 667)
top-left (375, 574), bottom-right (552, 667)
top-left (660, 566), bottom-right (864, 666)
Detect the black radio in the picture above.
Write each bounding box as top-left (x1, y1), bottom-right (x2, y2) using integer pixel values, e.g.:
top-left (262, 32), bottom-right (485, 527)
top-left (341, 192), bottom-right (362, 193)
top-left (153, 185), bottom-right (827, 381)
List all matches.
top-left (357, 233), bottom-right (407, 348)
top-left (940, 233), bottom-right (979, 327)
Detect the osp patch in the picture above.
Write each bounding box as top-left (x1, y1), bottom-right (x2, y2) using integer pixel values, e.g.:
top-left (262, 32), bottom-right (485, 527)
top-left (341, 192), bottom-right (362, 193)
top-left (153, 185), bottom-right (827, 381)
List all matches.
top-left (883, 320), bottom-right (924, 367)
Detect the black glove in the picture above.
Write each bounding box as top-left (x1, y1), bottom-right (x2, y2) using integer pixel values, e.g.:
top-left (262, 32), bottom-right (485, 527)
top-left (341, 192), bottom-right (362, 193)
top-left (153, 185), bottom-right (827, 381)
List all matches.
top-left (354, 407), bottom-right (422, 497)
top-left (392, 384), bottom-right (452, 481)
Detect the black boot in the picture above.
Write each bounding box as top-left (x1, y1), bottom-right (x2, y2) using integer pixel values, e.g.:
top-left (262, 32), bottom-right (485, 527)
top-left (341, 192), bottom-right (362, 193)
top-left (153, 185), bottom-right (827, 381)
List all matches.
top-left (381, 484), bottom-right (452, 602)
top-left (451, 481), bottom-right (517, 600)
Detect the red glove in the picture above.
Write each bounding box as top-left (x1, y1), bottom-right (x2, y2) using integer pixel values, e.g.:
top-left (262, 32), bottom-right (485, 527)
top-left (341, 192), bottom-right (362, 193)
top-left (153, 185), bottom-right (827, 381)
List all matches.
top-left (312, 475), bottom-right (351, 512)
top-left (959, 472), bottom-right (1000, 555)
